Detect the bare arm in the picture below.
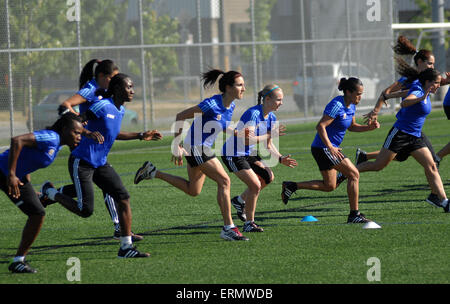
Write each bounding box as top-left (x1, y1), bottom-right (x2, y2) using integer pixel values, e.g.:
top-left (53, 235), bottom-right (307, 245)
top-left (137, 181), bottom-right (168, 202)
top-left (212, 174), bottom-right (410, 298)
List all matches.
top-left (348, 116), bottom-right (380, 132)
top-left (7, 133), bottom-right (37, 198)
top-left (61, 94), bottom-right (87, 115)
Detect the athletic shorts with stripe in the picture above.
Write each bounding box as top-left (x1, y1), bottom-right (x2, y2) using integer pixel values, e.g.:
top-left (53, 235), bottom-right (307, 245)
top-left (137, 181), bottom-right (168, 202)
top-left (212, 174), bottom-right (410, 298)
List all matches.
top-left (221, 155), bottom-right (272, 185)
top-left (383, 127), bottom-right (427, 155)
top-left (184, 145), bottom-right (216, 168)
top-left (311, 147), bottom-right (347, 171)
top-left (60, 155), bottom-right (129, 218)
top-left (0, 171), bottom-right (45, 216)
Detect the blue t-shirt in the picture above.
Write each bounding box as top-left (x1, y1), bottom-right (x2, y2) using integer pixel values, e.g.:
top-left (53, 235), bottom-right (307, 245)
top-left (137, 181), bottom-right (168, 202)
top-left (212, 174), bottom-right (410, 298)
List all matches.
top-left (444, 88), bottom-right (450, 107)
top-left (222, 104), bottom-right (276, 157)
top-left (77, 79), bottom-right (103, 114)
top-left (393, 82), bottom-right (431, 137)
top-left (71, 98), bottom-right (125, 168)
top-left (397, 76), bottom-right (420, 91)
top-left (0, 130), bottom-right (62, 179)
top-left (311, 96), bottom-right (355, 148)
top-left (184, 94), bottom-right (235, 148)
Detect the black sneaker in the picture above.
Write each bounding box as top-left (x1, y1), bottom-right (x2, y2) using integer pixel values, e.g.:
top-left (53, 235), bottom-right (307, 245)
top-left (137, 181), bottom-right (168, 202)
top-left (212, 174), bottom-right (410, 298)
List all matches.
top-left (281, 181), bottom-right (297, 205)
top-left (355, 148), bottom-right (368, 165)
top-left (347, 211), bottom-right (370, 223)
top-left (113, 230), bottom-right (144, 242)
top-left (134, 161), bottom-right (156, 185)
top-left (243, 221), bottom-right (264, 232)
top-left (426, 193), bottom-right (442, 208)
top-left (336, 172), bottom-right (347, 186)
top-left (39, 181), bottom-right (56, 208)
top-left (231, 196), bottom-right (246, 222)
top-left (220, 227), bottom-right (249, 241)
top-left (8, 261), bottom-right (37, 273)
top-left (117, 246), bottom-right (150, 258)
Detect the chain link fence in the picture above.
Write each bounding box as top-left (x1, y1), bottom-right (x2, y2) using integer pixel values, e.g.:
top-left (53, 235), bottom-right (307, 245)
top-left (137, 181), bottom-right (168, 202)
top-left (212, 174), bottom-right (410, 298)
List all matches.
top-left (0, 0), bottom-right (397, 143)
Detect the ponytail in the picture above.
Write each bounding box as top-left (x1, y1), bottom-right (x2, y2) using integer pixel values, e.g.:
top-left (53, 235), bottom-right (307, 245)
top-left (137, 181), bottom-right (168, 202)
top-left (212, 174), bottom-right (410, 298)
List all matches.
top-left (79, 59), bottom-right (99, 89)
top-left (338, 77), bottom-right (363, 94)
top-left (201, 69), bottom-right (243, 93)
top-left (79, 59), bottom-right (119, 89)
top-left (393, 35), bottom-right (433, 67)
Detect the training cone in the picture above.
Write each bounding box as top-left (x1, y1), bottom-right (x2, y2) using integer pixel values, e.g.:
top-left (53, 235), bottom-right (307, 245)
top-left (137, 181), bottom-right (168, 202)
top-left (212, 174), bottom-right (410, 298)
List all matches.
top-left (301, 215), bottom-right (318, 222)
top-left (362, 221), bottom-right (381, 229)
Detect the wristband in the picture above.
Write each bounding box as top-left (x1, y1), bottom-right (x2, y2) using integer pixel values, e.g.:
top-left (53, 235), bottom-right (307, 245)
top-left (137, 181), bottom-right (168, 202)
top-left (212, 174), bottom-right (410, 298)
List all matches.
top-left (279, 156), bottom-right (282, 163)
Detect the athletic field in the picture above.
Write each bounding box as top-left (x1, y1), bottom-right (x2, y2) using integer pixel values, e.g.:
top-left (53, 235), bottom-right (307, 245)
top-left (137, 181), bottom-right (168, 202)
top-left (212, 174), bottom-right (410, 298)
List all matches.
top-left (0, 110), bottom-right (448, 285)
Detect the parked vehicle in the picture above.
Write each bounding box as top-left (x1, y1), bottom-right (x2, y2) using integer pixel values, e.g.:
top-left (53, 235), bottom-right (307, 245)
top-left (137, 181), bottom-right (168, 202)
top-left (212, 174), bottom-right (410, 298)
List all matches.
top-left (292, 62), bottom-right (380, 112)
top-left (28, 90), bottom-right (139, 130)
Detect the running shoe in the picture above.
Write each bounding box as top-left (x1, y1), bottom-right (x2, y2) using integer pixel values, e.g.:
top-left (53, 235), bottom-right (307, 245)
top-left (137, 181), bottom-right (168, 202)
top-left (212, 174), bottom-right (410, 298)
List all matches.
top-left (336, 172), bottom-right (347, 186)
top-left (243, 221), bottom-right (264, 232)
top-left (347, 211), bottom-right (371, 223)
top-left (426, 193), bottom-right (442, 208)
top-left (442, 199), bottom-right (449, 213)
top-left (39, 181), bottom-right (56, 207)
top-left (8, 261), bottom-right (37, 274)
top-left (220, 227), bottom-right (249, 241)
top-left (117, 246), bottom-right (150, 258)
top-left (355, 148), bottom-right (368, 165)
top-left (231, 196), bottom-right (246, 222)
top-left (134, 161), bottom-right (157, 185)
top-left (281, 181), bottom-right (297, 205)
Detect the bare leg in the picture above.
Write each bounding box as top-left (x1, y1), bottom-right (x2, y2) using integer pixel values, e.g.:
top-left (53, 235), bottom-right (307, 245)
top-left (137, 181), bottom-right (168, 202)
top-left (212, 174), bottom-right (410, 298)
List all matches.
top-left (16, 214), bottom-right (44, 257)
top-left (234, 169), bottom-right (261, 222)
top-left (357, 147), bottom-right (396, 173)
top-left (437, 142), bottom-right (450, 160)
top-left (411, 147), bottom-right (447, 201)
top-left (155, 166), bottom-right (206, 197)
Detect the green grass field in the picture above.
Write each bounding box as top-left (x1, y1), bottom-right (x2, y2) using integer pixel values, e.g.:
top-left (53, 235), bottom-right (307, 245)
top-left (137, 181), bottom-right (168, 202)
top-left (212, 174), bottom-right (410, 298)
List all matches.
top-left (0, 110), bottom-right (449, 285)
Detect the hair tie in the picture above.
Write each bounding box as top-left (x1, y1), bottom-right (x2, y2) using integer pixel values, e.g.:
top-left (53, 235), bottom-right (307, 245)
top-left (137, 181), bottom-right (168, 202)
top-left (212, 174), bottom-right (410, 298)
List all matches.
top-left (263, 85), bottom-right (280, 98)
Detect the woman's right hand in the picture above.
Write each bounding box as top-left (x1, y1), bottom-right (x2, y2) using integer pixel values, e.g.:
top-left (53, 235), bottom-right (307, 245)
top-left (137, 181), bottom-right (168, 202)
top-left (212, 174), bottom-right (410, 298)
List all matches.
top-left (171, 145), bottom-right (187, 166)
top-left (328, 146), bottom-right (345, 161)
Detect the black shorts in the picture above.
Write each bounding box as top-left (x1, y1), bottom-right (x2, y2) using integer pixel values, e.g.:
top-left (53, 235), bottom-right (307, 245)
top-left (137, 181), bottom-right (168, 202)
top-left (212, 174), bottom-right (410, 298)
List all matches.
top-left (383, 127), bottom-right (426, 155)
top-left (311, 147), bottom-right (347, 171)
top-left (184, 145), bottom-right (216, 168)
top-left (394, 131), bottom-right (436, 162)
top-left (65, 155), bottom-right (129, 217)
top-left (0, 172), bottom-right (45, 216)
top-left (221, 155), bottom-right (272, 185)
top-left (444, 106), bottom-right (450, 120)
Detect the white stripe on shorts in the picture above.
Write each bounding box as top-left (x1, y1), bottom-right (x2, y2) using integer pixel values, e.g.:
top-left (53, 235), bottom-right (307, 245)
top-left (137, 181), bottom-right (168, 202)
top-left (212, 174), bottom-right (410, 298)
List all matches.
top-left (73, 158), bottom-right (84, 211)
top-left (323, 148), bottom-right (340, 166)
top-left (383, 127), bottom-right (399, 149)
top-left (226, 157), bottom-right (239, 172)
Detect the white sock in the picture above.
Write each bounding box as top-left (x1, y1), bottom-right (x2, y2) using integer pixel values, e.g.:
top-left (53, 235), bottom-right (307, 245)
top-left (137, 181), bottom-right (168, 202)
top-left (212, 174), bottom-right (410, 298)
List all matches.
top-left (120, 236), bottom-right (132, 249)
top-left (442, 199), bottom-right (449, 208)
top-left (46, 188), bottom-right (58, 201)
top-left (224, 224), bottom-right (236, 230)
top-left (13, 256), bottom-right (25, 263)
top-left (436, 155), bottom-right (442, 162)
top-left (237, 196), bottom-right (245, 204)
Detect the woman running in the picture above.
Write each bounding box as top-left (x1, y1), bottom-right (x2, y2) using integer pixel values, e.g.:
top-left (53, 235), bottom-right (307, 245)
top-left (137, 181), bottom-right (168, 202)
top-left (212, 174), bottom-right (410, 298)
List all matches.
top-left (222, 84), bottom-right (297, 232)
top-left (134, 69), bottom-right (249, 241)
top-left (59, 59), bottom-right (140, 240)
top-left (41, 74), bottom-right (163, 258)
top-left (281, 77), bottom-right (380, 223)
top-left (356, 68), bottom-right (449, 211)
